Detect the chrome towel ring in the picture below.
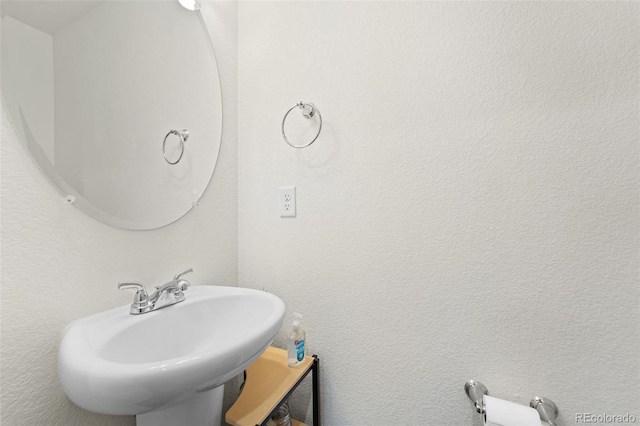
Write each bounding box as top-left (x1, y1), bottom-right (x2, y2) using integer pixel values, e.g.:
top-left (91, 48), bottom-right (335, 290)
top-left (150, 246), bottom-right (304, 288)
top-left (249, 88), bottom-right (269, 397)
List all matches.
top-left (163, 129), bottom-right (189, 165)
top-left (282, 102), bottom-right (322, 148)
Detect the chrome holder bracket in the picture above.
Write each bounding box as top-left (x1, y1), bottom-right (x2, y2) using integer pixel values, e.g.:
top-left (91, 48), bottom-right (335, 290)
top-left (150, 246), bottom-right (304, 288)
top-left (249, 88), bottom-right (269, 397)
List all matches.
top-left (464, 380), bottom-right (489, 414)
top-left (530, 396), bottom-right (559, 426)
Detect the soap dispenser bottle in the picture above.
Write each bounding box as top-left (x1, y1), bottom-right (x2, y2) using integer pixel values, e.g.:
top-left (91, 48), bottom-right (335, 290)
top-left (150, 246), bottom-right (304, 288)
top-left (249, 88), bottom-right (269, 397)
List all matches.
top-left (287, 313), bottom-right (305, 367)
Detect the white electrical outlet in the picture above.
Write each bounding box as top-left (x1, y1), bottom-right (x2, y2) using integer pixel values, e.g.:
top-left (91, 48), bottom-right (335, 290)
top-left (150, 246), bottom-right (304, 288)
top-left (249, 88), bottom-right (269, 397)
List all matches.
top-left (280, 186), bottom-right (296, 217)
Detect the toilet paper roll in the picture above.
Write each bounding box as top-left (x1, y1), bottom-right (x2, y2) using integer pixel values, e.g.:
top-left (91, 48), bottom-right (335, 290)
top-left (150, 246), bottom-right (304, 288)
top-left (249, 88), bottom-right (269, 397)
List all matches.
top-left (483, 395), bottom-right (542, 426)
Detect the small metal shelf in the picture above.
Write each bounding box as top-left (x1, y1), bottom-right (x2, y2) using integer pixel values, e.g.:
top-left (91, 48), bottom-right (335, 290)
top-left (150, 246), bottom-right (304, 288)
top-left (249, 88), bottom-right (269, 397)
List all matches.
top-left (225, 346), bottom-right (320, 426)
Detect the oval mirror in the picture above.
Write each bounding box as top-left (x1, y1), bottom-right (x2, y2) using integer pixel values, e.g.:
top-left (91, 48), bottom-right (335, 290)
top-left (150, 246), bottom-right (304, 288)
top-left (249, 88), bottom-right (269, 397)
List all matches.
top-left (1, 0), bottom-right (222, 230)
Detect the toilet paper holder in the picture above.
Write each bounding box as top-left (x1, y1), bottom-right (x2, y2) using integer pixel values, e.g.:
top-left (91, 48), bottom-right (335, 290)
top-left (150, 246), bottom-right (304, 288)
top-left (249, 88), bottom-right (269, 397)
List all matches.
top-left (464, 380), bottom-right (559, 426)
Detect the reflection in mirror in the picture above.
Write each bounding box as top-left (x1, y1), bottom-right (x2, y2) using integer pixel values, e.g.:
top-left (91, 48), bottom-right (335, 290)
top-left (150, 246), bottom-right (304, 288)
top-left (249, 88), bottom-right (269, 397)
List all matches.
top-left (1, 1), bottom-right (222, 229)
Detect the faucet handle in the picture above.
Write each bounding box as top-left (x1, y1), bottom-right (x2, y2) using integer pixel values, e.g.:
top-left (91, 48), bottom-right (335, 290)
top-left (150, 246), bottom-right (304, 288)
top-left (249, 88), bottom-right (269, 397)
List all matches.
top-left (118, 282), bottom-right (151, 314)
top-left (118, 281), bottom-right (146, 291)
top-left (174, 268), bottom-right (193, 281)
top-left (118, 282), bottom-right (149, 303)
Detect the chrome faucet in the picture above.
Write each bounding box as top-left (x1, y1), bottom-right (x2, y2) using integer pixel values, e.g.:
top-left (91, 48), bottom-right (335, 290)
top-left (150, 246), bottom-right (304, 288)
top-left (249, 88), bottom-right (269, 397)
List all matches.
top-left (118, 268), bottom-right (193, 315)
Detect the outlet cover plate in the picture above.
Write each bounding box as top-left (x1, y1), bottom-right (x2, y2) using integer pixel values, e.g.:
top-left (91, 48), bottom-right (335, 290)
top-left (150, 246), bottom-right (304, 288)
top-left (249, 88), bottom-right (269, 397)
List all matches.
top-left (280, 186), bottom-right (296, 217)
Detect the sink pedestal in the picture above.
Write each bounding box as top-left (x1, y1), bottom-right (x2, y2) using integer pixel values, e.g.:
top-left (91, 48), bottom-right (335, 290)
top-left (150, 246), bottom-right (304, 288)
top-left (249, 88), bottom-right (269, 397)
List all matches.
top-left (137, 386), bottom-right (224, 426)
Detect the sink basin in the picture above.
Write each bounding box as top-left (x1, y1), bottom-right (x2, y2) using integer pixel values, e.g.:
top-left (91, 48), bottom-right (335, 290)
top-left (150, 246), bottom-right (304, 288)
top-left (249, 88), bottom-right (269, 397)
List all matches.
top-left (58, 285), bottom-right (285, 426)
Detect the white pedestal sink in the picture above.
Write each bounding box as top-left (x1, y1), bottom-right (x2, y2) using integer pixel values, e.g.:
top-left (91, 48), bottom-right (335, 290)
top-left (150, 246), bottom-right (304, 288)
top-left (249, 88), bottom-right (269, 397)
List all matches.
top-left (58, 286), bottom-right (285, 426)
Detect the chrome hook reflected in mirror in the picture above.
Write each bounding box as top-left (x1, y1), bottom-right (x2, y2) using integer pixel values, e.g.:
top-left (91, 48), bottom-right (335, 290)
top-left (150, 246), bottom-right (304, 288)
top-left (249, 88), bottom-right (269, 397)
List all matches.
top-left (163, 129), bottom-right (189, 165)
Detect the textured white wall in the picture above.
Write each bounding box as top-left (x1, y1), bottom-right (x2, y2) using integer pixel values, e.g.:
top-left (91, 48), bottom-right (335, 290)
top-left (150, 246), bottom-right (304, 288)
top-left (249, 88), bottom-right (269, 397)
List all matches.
top-left (237, 2), bottom-right (639, 425)
top-left (0, 2), bottom-right (237, 425)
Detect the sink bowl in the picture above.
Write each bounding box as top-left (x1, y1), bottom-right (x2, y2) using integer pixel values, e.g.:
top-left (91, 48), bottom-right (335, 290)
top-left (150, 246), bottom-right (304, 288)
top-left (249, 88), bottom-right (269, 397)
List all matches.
top-left (58, 285), bottom-right (285, 426)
